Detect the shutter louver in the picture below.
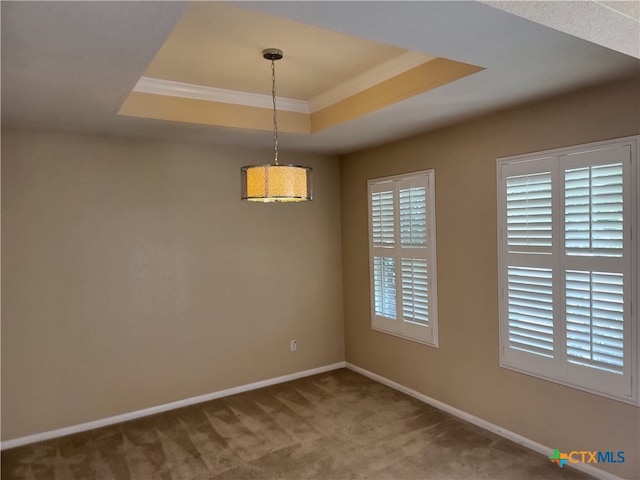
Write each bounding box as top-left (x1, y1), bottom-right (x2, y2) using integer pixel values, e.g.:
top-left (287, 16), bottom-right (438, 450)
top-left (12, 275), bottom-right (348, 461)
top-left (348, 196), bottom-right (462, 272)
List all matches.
top-left (507, 266), bottom-right (554, 357)
top-left (566, 270), bottom-right (624, 374)
top-left (499, 142), bottom-right (634, 403)
top-left (373, 256), bottom-right (396, 319)
top-left (506, 172), bottom-right (552, 248)
top-left (371, 191), bottom-right (395, 247)
top-left (401, 258), bottom-right (429, 326)
top-left (399, 187), bottom-right (427, 247)
top-left (369, 171), bottom-right (438, 345)
top-left (565, 163), bottom-right (623, 256)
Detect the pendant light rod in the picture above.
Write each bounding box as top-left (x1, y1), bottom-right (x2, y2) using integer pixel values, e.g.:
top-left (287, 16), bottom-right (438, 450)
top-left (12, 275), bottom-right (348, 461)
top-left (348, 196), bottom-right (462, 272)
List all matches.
top-left (241, 48), bottom-right (312, 203)
top-left (263, 48), bottom-right (283, 166)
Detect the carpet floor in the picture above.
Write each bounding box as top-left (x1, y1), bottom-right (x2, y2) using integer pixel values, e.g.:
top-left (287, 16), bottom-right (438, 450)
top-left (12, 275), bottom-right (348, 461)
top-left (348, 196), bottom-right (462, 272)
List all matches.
top-left (2, 368), bottom-right (592, 480)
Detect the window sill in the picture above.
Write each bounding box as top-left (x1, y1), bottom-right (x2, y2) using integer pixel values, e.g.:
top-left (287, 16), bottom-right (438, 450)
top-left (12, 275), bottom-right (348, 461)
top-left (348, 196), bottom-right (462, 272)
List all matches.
top-left (372, 326), bottom-right (439, 348)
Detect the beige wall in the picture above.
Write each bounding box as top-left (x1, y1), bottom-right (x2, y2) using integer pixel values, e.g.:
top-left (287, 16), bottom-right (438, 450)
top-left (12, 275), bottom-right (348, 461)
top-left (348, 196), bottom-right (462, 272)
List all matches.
top-left (3, 73), bottom-right (639, 476)
top-left (340, 75), bottom-right (640, 479)
top-left (1, 130), bottom-right (344, 440)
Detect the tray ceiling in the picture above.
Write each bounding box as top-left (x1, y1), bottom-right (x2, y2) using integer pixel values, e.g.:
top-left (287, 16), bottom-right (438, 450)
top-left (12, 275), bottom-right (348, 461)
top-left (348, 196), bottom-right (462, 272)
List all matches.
top-left (2, 1), bottom-right (638, 154)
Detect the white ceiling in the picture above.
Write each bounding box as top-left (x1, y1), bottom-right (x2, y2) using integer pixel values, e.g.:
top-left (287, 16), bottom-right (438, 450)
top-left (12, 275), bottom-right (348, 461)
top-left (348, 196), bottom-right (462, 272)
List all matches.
top-left (2, 1), bottom-right (639, 155)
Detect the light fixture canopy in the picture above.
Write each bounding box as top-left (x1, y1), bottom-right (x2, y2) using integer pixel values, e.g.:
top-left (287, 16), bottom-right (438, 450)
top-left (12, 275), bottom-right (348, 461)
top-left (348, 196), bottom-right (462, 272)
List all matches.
top-left (241, 48), bottom-right (312, 203)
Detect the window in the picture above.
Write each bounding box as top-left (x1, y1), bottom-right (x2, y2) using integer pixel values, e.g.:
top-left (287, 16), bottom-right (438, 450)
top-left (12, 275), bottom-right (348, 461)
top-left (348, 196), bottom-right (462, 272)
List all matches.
top-left (368, 170), bottom-right (438, 346)
top-left (497, 137), bottom-right (638, 404)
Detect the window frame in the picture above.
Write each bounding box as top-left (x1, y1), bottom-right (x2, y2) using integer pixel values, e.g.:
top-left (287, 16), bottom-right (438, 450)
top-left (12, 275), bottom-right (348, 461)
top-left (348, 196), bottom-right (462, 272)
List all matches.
top-left (496, 136), bottom-right (639, 405)
top-left (367, 170), bottom-right (438, 347)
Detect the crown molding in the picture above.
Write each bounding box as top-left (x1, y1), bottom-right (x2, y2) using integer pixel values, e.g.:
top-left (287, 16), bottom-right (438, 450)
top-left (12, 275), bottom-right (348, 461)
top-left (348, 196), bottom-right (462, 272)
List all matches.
top-left (133, 77), bottom-right (310, 114)
top-left (132, 52), bottom-right (436, 117)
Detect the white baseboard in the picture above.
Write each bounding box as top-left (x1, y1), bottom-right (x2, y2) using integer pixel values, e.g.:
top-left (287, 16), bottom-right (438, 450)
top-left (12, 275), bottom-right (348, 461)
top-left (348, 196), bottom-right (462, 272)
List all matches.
top-left (1, 361), bottom-right (346, 450)
top-left (345, 362), bottom-right (623, 480)
top-left (2, 361), bottom-right (626, 480)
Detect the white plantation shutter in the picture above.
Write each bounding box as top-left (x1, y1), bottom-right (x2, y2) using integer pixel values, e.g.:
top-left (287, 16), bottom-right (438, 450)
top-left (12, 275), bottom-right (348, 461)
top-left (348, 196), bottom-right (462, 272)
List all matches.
top-left (372, 191), bottom-right (395, 246)
top-left (565, 270), bottom-right (624, 374)
top-left (507, 266), bottom-right (554, 357)
top-left (561, 146), bottom-right (631, 396)
top-left (370, 185), bottom-right (396, 319)
top-left (371, 189), bottom-right (397, 319)
top-left (373, 256), bottom-right (396, 318)
top-left (401, 258), bottom-right (429, 325)
top-left (565, 163), bottom-right (623, 256)
top-left (499, 158), bottom-right (558, 377)
top-left (368, 171), bottom-right (438, 346)
top-left (399, 184), bottom-right (431, 329)
top-left (400, 187), bottom-right (427, 246)
top-left (506, 172), bottom-right (552, 249)
top-left (498, 139), bottom-right (636, 403)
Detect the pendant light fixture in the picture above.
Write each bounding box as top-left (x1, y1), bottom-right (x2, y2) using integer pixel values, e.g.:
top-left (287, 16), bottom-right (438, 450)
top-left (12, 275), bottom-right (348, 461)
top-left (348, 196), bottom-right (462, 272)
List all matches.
top-left (241, 48), bottom-right (312, 202)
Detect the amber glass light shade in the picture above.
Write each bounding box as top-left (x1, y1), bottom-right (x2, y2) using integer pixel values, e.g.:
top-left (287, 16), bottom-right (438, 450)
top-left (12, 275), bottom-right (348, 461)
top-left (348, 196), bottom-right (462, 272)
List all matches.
top-left (241, 164), bottom-right (312, 202)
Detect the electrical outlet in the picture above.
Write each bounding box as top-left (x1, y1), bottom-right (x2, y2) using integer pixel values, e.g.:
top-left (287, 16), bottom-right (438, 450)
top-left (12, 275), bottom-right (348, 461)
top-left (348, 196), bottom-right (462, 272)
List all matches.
top-left (290, 340), bottom-right (297, 352)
